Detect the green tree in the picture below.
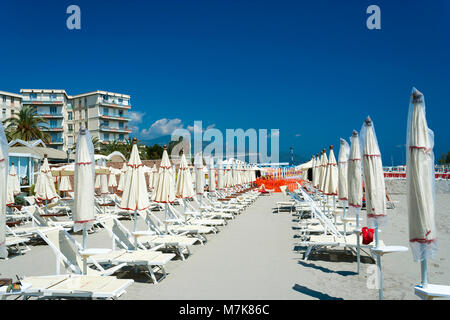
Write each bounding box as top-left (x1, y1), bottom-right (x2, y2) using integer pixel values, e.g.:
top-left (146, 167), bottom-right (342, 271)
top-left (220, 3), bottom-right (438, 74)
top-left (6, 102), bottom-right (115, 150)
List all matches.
top-left (438, 152), bottom-right (450, 165)
top-left (146, 144), bottom-right (164, 159)
top-left (3, 106), bottom-right (51, 143)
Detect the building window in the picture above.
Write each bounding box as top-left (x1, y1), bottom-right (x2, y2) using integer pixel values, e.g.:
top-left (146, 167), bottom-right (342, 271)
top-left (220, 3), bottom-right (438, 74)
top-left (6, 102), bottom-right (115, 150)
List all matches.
top-left (103, 107), bottom-right (108, 116)
top-left (84, 97), bottom-right (87, 106)
top-left (50, 106), bottom-right (57, 114)
top-left (119, 134), bottom-right (124, 141)
top-left (103, 120), bottom-right (109, 128)
top-left (85, 122), bottom-right (88, 129)
top-left (68, 124), bottom-right (73, 132)
top-left (118, 98), bottom-right (123, 104)
top-left (119, 110), bottom-right (123, 117)
top-left (11, 97), bottom-right (14, 104)
top-left (1, 109), bottom-right (6, 118)
top-left (2, 96), bottom-right (6, 102)
top-left (50, 120), bottom-right (57, 128)
top-left (119, 122), bottom-right (124, 129)
top-left (103, 95), bottom-right (108, 101)
top-left (68, 111), bottom-right (73, 120)
top-left (50, 94), bottom-right (56, 100)
top-left (30, 93), bottom-right (37, 100)
top-left (104, 133), bottom-right (110, 141)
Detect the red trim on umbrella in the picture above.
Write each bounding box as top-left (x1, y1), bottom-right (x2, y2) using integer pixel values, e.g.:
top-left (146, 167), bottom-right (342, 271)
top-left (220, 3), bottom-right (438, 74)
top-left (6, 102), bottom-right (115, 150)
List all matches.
top-left (0, 158), bottom-right (5, 162)
top-left (176, 195), bottom-right (194, 199)
top-left (324, 192), bottom-right (338, 196)
top-left (119, 203), bottom-right (153, 211)
top-left (410, 238), bottom-right (435, 244)
top-left (75, 219), bottom-right (95, 224)
top-left (367, 213), bottom-right (386, 218)
top-left (159, 166), bottom-right (172, 169)
top-left (348, 203), bottom-right (362, 208)
top-left (152, 200), bottom-right (175, 204)
top-left (76, 161), bottom-right (92, 165)
top-left (338, 197), bottom-right (348, 201)
top-left (127, 163), bottom-right (144, 168)
top-left (363, 154), bottom-right (381, 157)
top-left (349, 158), bottom-right (361, 161)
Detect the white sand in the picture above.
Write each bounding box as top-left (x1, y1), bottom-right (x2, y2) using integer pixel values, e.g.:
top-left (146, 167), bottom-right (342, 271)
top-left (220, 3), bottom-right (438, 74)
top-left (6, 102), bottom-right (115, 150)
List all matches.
top-left (1, 191), bottom-right (449, 299)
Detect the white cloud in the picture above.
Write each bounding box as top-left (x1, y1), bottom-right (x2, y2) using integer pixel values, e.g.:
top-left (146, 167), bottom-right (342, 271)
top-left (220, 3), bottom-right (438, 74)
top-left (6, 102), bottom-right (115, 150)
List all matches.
top-left (129, 111), bottom-right (145, 123)
top-left (141, 118), bottom-right (184, 139)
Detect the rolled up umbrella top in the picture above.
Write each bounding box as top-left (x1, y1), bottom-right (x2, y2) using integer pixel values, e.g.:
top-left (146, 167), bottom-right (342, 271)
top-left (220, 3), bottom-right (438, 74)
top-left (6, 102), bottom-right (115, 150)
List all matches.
top-left (324, 145), bottom-right (338, 196)
top-left (338, 139), bottom-right (350, 201)
top-left (59, 175), bottom-right (72, 192)
top-left (0, 122), bottom-right (8, 257)
top-left (73, 128), bottom-right (96, 232)
top-left (120, 138), bottom-right (151, 211)
top-left (348, 130), bottom-right (363, 208)
top-left (406, 87), bottom-right (437, 261)
top-left (312, 153), bottom-right (320, 188)
top-left (176, 149), bottom-right (195, 199)
top-left (361, 116), bottom-right (387, 226)
top-left (224, 160), bottom-right (233, 188)
top-left (152, 145), bottom-right (176, 204)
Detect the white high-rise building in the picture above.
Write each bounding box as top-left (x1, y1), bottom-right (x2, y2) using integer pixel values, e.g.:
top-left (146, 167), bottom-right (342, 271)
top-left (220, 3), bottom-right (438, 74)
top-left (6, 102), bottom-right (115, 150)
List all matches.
top-left (11, 89), bottom-right (133, 151)
top-left (0, 90), bottom-right (22, 121)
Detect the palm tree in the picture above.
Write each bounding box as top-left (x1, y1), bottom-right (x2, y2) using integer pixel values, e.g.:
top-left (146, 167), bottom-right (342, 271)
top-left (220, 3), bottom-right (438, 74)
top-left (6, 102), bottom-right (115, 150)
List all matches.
top-left (3, 106), bottom-right (50, 143)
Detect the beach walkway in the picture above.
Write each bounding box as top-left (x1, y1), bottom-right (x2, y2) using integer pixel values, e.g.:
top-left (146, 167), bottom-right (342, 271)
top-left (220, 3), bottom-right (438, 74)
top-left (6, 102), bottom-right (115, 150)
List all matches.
top-left (122, 192), bottom-right (309, 299)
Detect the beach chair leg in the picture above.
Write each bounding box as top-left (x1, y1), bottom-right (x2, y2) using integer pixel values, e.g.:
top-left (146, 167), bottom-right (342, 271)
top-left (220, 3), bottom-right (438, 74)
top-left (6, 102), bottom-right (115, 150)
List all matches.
top-left (178, 248), bottom-right (186, 261)
top-left (148, 267), bottom-right (158, 284)
top-left (304, 246), bottom-right (313, 260)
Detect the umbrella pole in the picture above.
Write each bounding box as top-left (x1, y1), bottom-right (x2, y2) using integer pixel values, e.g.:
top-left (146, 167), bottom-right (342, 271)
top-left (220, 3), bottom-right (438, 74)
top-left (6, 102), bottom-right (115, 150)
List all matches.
top-left (343, 201), bottom-right (347, 234)
top-left (356, 207), bottom-right (361, 275)
top-left (82, 224), bottom-right (87, 250)
top-left (133, 210), bottom-right (138, 233)
top-left (421, 259), bottom-right (428, 289)
top-left (374, 220), bottom-right (383, 300)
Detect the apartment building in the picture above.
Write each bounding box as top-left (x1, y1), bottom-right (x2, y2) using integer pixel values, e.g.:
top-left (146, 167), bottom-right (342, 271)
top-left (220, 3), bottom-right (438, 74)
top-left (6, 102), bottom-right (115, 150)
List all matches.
top-left (0, 91), bottom-right (22, 120)
top-left (16, 89), bottom-right (132, 151)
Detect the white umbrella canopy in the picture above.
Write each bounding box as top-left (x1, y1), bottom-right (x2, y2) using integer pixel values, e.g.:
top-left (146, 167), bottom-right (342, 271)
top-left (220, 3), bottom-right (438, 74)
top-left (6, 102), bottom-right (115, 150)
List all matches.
top-left (209, 157), bottom-right (216, 192)
top-left (319, 149), bottom-right (328, 193)
top-left (175, 150), bottom-right (195, 199)
top-left (348, 131), bottom-right (363, 208)
top-left (151, 163), bottom-right (159, 190)
top-left (100, 171), bottom-right (109, 195)
top-left (120, 139), bottom-right (151, 211)
top-left (117, 162), bottom-right (127, 192)
top-left (0, 123), bottom-right (8, 258)
top-left (143, 165), bottom-right (153, 190)
top-left (35, 156), bottom-right (57, 202)
top-left (324, 146), bottom-right (338, 196)
top-left (361, 116), bottom-right (387, 226)
top-left (194, 153), bottom-right (204, 195)
top-left (9, 163), bottom-right (21, 195)
top-left (338, 139), bottom-right (350, 201)
top-left (406, 88), bottom-right (437, 261)
top-left (59, 175), bottom-right (72, 192)
top-left (217, 159), bottom-right (224, 190)
top-left (232, 162), bottom-right (238, 186)
top-left (152, 145), bottom-right (176, 204)
top-left (73, 129), bottom-right (96, 233)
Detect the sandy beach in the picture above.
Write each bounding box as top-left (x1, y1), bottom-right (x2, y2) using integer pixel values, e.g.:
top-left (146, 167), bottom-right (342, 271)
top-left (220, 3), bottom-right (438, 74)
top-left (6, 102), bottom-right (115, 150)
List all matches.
top-left (1, 182), bottom-right (449, 300)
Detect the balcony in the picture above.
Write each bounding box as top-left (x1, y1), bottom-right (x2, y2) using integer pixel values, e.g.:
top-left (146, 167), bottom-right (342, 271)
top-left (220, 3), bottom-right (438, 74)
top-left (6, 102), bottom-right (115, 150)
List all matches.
top-left (41, 126), bottom-right (64, 132)
top-left (99, 126), bottom-right (132, 133)
top-left (38, 113), bottom-right (64, 119)
top-left (99, 101), bottom-right (131, 110)
top-left (99, 113), bottom-right (131, 121)
top-left (23, 99), bottom-right (64, 105)
top-left (48, 140), bottom-right (64, 145)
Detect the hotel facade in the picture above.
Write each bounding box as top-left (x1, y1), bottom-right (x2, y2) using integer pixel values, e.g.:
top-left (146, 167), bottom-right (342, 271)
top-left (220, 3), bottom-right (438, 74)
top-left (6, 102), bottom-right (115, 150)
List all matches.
top-left (1, 89), bottom-right (132, 151)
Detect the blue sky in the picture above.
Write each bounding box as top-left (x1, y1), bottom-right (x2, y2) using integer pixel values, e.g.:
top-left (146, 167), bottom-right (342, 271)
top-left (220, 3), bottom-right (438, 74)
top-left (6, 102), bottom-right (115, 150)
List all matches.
top-left (1, 0), bottom-right (449, 164)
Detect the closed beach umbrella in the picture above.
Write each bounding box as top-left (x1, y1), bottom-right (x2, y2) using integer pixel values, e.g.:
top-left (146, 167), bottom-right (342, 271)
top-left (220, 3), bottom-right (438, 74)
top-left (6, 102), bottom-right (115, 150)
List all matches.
top-left (319, 149), bottom-right (328, 193)
top-left (232, 162), bottom-right (238, 186)
top-left (151, 163), bottom-right (158, 189)
top-left (108, 171), bottom-right (117, 189)
top-left (59, 176), bottom-right (72, 192)
top-left (217, 159), bottom-right (224, 190)
top-left (9, 163), bottom-right (20, 196)
top-left (348, 130), bottom-right (363, 274)
top-left (348, 131), bottom-right (363, 209)
top-left (121, 138), bottom-right (151, 231)
top-left (117, 162), bottom-right (127, 192)
top-left (209, 157), bottom-right (216, 192)
top-left (175, 150), bottom-right (195, 199)
top-left (360, 116), bottom-right (387, 300)
top-left (0, 123), bottom-right (8, 258)
top-left (338, 139), bottom-right (350, 201)
top-left (224, 161), bottom-right (233, 188)
top-left (152, 145), bottom-right (176, 220)
top-left (73, 128), bottom-right (96, 245)
top-left (313, 153), bottom-right (320, 188)
top-left (35, 155), bottom-right (57, 202)
top-left (406, 88), bottom-right (437, 262)
top-left (361, 117), bottom-right (387, 226)
top-left (100, 170), bottom-right (109, 195)
top-left (195, 153), bottom-right (204, 195)
top-left (146, 166), bottom-right (153, 190)
top-left (324, 145), bottom-right (338, 196)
